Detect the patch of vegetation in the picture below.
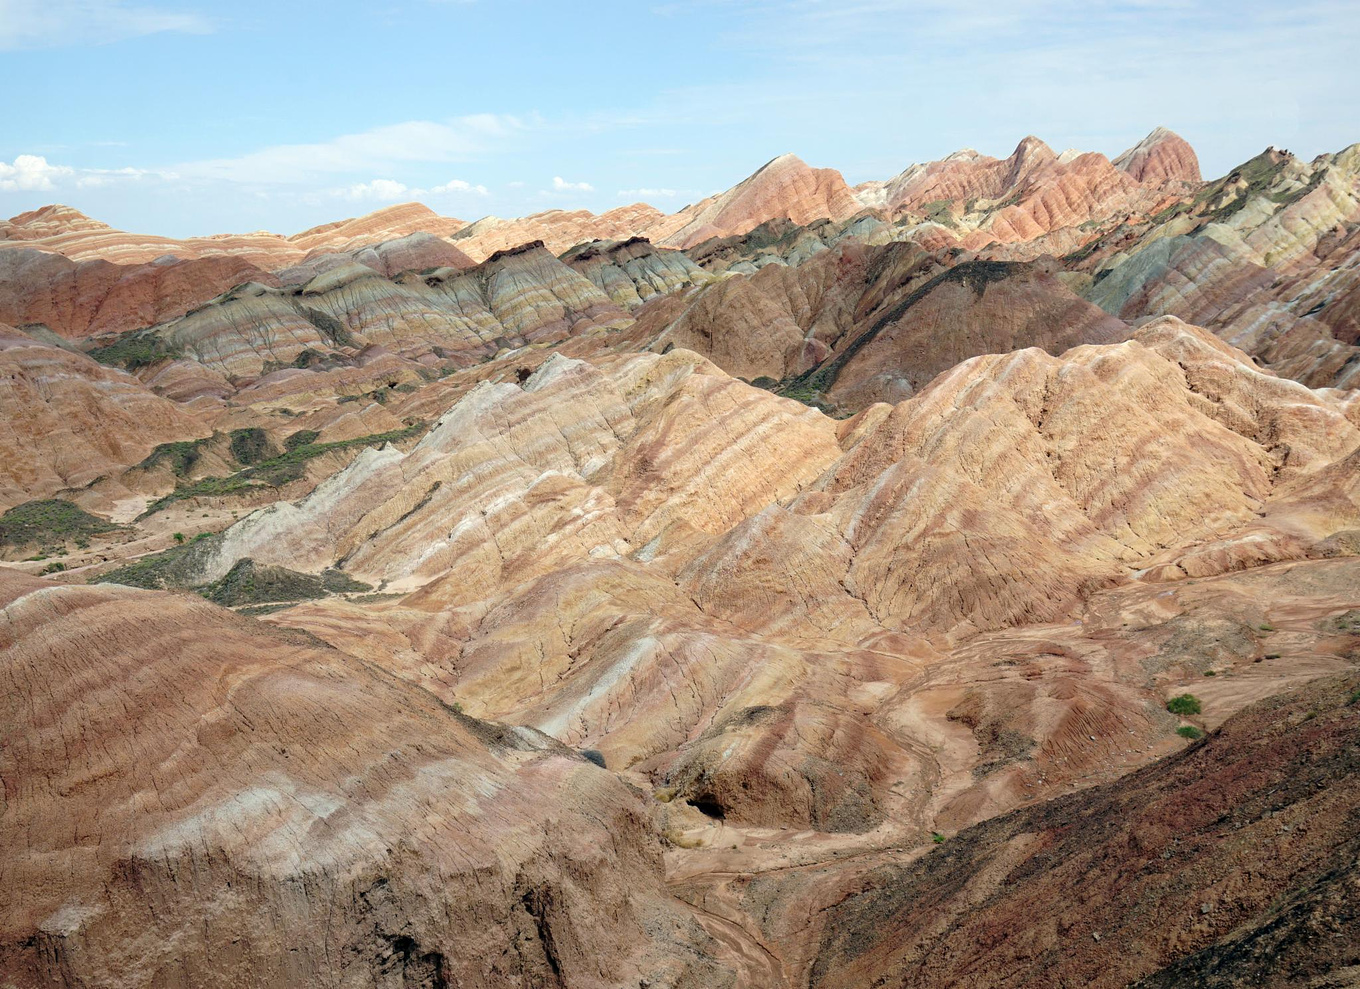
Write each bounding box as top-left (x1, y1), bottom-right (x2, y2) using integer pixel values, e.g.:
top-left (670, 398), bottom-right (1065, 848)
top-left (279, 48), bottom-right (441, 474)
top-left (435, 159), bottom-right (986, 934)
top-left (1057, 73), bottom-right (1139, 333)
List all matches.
top-left (228, 427), bottom-right (273, 466)
top-left (1259, 623), bottom-right (1276, 632)
top-left (1176, 725), bottom-right (1205, 740)
top-left (136, 438), bottom-right (210, 478)
top-left (87, 331), bottom-right (183, 371)
top-left (1347, 689), bottom-right (1360, 706)
top-left (235, 603), bottom-right (297, 617)
top-left (199, 558), bottom-right (371, 607)
top-left (138, 422), bottom-right (426, 519)
top-left (0, 499), bottom-right (120, 555)
top-left (40, 561), bottom-right (67, 575)
top-left (919, 199), bottom-right (959, 230)
top-left (1167, 694), bottom-right (1203, 716)
top-left (750, 376), bottom-right (779, 391)
top-left (931, 832), bottom-right (947, 844)
top-left (291, 348), bottom-right (323, 369)
top-left (662, 829), bottom-right (705, 849)
top-left (284, 429), bottom-right (321, 451)
top-left (97, 533), bottom-right (223, 590)
top-left (1329, 610), bottom-right (1360, 634)
top-left (299, 306), bottom-right (356, 348)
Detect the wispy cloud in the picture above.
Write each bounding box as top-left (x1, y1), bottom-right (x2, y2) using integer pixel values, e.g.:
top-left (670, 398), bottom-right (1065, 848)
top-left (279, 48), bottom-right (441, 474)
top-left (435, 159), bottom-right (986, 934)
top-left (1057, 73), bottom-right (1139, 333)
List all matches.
top-left (341, 176), bottom-right (490, 201)
top-left (616, 186), bottom-right (704, 199)
top-left (0, 0), bottom-right (214, 50)
top-left (551, 176), bottom-right (594, 192)
top-left (0, 153), bottom-right (168, 191)
top-left (430, 178), bottom-right (488, 195)
top-left (176, 116), bottom-right (526, 186)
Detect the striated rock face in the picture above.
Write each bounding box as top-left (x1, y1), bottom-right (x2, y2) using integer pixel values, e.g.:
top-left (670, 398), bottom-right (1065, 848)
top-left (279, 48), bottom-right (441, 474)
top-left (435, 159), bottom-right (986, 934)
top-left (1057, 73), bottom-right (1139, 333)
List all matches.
top-left (1113, 125), bottom-right (1203, 185)
top-left (561, 237), bottom-right (713, 308)
top-left (1, 202), bottom-right (467, 269)
top-left (286, 202), bottom-right (466, 255)
top-left (660, 154), bottom-right (863, 249)
top-left (151, 242), bottom-right (630, 378)
top-left (0, 568), bottom-right (731, 989)
top-left (0, 324), bottom-right (208, 508)
top-left (645, 240), bottom-right (1127, 406)
top-left (451, 203), bottom-right (671, 263)
top-left (0, 247), bottom-right (276, 339)
top-left (809, 671), bottom-right (1360, 989)
top-left (5, 128), bottom-right (1360, 988)
top-left (1079, 143), bottom-right (1360, 389)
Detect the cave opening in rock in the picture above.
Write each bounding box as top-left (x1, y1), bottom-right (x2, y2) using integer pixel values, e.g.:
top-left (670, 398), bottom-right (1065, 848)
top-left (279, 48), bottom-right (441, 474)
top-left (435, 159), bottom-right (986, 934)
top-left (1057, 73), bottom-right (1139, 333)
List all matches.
top-left (687, 795), bottom-right (726, 820)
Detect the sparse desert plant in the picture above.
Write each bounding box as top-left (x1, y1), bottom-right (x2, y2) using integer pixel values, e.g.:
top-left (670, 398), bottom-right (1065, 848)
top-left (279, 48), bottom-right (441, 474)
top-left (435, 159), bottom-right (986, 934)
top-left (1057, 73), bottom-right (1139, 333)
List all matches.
top-left (932, 832), bottom-right (947, 844)
top-left (662, 828), bottom-right (704, 849)
top-left (1176, 726), bottom-right (1204, 740)
top-left (1167, 694), bottom-right (1202, 716)
top-left (173, 532), bottom-right (186, 544)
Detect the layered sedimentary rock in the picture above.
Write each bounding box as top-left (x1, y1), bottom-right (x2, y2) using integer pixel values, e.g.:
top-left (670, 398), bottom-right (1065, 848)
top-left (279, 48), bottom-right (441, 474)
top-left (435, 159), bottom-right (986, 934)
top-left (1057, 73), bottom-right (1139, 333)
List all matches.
top-left (149, 242), bottom-right (630, 378)
top-left (660, 154), bottom-right (863, 250)
top-left (645, 239), bottom-right (1127, 405)
top-left (286, 202), bottom-right (466, 255)
top-left (562, 237), bottom-right (712, 308)
top-left (1113, 125), bottom-right (1203, 185)
top-left (0, 202), bottom-right (467, 269)
top-left (1079, 143), bottom-right (1360, 389)
top-left (808, 671), bottom-right (1360, 989)
top-left (0, 568), bottom-right (731, 989)
top-left (0, 248), bottom-right (276, 339)
top-left (277, 232), bottom-right (477, 286)
top-left (6, 126), bottom-right (1360, 989)
top-left (451, 203), bottom-right (674, 263)
top-left (0, 324), bottom-right (208, 508)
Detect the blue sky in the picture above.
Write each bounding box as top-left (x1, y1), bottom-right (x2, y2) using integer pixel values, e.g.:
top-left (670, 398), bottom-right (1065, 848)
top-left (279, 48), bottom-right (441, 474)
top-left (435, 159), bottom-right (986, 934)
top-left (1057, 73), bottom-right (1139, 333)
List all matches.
top-left (2, 0), bottom-right (1357, 237)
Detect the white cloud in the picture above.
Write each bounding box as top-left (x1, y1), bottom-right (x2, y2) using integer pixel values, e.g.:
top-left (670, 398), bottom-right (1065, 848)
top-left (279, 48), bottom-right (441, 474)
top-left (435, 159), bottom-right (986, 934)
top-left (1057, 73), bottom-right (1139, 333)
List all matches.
top-left (430, 178), bottom-right (488, 195)
top-left (615, 187), bottom-right (708, 200)
top-left (177, 116), bottom-right (525, 186)
top-left (343, 179), bottom-right (412, 202)
top-left (551, 176), bottom-right (594, 192)
top-left (0, 155), bottom-right (74, 191)
top-left (0, 0), bottom-right (213, 50)
top-left (0, 154), bottom-right (171, 192)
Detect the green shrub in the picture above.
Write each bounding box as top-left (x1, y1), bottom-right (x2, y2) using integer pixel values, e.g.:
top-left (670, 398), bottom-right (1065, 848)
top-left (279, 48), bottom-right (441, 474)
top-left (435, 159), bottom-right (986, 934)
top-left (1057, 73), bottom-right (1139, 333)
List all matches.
top-left (40, 561), bottom-right (67, 575)
top-left (138, 422), bottom-right (426, 519)
top-left (136, 439), bottom-right (208, 477)
top-left (1167, 694), bottom-right (1202, 716)
top-left (284, 429), bottom-right (320, 451)
top-left (931, 832), bottom-right (947, 845)
top-left (228, 427), bottom-right (273, 466)
top-left (0, 499), bottom-right (119, 554)
top-left (87, 332), bottom-right (182, 370)
top-left (1176, 726), bottom-right (1204, 740)
top-left (173, 532), bottom-right (186, 544)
